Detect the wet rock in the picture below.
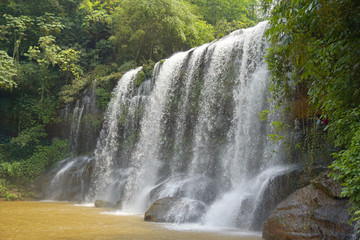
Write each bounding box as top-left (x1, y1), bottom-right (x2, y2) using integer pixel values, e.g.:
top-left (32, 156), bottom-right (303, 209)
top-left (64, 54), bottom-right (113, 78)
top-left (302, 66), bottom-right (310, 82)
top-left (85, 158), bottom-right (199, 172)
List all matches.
top-left (28, 191), bottom-right (44, 200)
top-left (312, 170), bottom-right (343, 198)
top-left (149, 175), bottom-right (227, 205)
top-left (262, 184), bottom-right (354, 240)
top-left (113, 201), bottom-right (122, 209)
top-left (249, 166), bottom-right (324, 230)
top-left (94, 200), bottom-right (114, 208)
top-left (41, 156), bottom-right (94, 201)
top-left (144, 197), bottom-right (206, 223)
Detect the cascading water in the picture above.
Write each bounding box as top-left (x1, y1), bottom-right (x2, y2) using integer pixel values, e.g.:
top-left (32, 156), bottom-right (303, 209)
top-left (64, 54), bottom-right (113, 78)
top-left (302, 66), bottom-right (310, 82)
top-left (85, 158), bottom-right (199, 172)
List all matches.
top-left (48, 21), bottom-right (290, 231)
top-left (69, 100), bottom-right (84, 154)
top-left (89, 67), bottom-right (151, 203)
top-left (46, 82), bottom-right (101, 201)
top-left (60, 81), bottom-right (100, 156)
top-left (46, 155), bottom-right (94, 201)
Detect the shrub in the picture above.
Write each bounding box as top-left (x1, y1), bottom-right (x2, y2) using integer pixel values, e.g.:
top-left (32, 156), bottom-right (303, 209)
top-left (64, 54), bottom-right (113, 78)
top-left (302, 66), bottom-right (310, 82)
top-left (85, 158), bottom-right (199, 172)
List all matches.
top-left (0, 140), bottom-right (68, 180)
top-left (4, 193), bottom-right (19, 201)
top-left (20, 140), bottom-right (68, 179)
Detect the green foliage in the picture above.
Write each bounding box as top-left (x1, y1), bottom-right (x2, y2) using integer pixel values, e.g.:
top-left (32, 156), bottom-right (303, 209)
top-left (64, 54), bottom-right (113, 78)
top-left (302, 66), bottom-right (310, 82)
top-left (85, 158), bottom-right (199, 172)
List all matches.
top-left (214, 19), bottom-right (252, 38)
top-left (0, 0), bottom-right (64, 16)
top-left (12, 94), bottom-right (37, 130)
top-left (263, 0), bottom-right (360, 226)
top-left (269, 121), bottom-right (289, 142)
top-left (0, 140), bottom-right (68, 179)
top-left (92, 63), bottom-right (118, 78)
top-left (4, 193), bottom-right (19, 201)
top-left (25, 35), bottom-right (82, 79)
top-left (0, 50), bottom-right (17, 90)
top-left (95, 87), bottom-right (112, 110)
top-left (110, 0), bottom-right (214, 64)
top-left (0, 162), bottom-right (21, 178)
top-left (82, 9), bottom-right (112, 37)
top-left (5, 125), bottom-right (47, 160)
top-left (36, 13), bottom-right (64, 36)
top-left (59, 76), bottom-right (91, 103)
top-left (331, 129), bottom-right (360, 224)
top-left (93, 61), bottom-right (141, 110)
top-left (10, 125), bottom-right (46, 148)
top-left (142, 60), bottom-right (155, 79)
top-left (0, 179), bottom-right (8, 195)
top-left (134, 71), bottom-right (145, 88)
top-left (20, 140), bottom-right (68, 178)
top-left (11, 93), bottom-right (58, 130)
top-left (0, 178), bottom-right (20, 201)
top-left (94, 71), bottom-right (123, 110)
top-left (117, 61), bottom-right (137, 73)
top-left (187, 0), bottom-right (258, 25)
top-left (57, 48), bottom-right (82, 79)
top-left (1, 14), bottom-right (33, 61)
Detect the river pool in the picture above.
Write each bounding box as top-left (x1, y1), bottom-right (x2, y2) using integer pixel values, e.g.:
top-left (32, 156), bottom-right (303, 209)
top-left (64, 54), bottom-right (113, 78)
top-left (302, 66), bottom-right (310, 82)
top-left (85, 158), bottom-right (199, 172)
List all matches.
top-left (0, 201), bottom-right (263, 240)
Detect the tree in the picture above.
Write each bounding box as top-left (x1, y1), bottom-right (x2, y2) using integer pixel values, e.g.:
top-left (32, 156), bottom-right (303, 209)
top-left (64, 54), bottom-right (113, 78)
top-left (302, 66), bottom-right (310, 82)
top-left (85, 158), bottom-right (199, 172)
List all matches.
top-left (0, 50), bottom-right (17, 90)
top-left (110, 0), bottom-right (214, 63)
top-left (187, 0), bottom-right (258, 25)
top-left (1, 14), bottom-right (33, 62)
top-left (186, 0), bottom-right (259, 38)
top-left (263, 0), bottom-right (360, 225)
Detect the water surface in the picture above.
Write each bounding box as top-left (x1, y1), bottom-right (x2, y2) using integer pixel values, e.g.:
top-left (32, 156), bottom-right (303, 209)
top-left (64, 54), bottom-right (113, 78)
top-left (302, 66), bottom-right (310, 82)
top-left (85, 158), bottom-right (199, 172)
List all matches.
top-left (0, 201), bottom-right (263, 240)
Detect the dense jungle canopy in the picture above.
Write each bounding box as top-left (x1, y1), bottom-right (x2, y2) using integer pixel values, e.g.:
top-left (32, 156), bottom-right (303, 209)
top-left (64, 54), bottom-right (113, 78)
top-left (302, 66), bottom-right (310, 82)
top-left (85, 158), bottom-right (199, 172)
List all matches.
top-left (0, 0), bottom-right (359, 228)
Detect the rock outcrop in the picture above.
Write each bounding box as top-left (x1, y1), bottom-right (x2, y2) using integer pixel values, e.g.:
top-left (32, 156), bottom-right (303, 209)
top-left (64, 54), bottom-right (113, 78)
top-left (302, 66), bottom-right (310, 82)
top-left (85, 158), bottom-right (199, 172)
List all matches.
top-left (263, 171), bottom-right (355, 240)
top-left (312, 170), bottom-right (343, 198)
top-left (250, 166), bottom-right (324, 230)
top-left (144, 197), bottom-right (205, 223)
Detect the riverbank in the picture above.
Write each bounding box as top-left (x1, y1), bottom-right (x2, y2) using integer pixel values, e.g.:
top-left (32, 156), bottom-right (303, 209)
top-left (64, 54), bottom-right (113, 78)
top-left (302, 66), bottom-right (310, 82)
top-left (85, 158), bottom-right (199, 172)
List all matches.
top-left (0, 178), bottom-right (42, 201)
top-left (0, 201), bottom-right (263, 240)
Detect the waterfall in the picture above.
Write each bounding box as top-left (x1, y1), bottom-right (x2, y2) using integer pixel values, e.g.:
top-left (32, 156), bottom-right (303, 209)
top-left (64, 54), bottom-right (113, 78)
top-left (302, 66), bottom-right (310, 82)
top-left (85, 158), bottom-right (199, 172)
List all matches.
top-left (46, 156), bottom-right (94, 201)
top-left (46, 82), bottom-right (101, 201)
top-left (49, 21), bottom-right (289, 230)
top-left (60, 81), bottom-right (100, 156)
top-left (69, 100), bottom-right (84, 154)
top-left (89, 67), bottom-right (147, 203)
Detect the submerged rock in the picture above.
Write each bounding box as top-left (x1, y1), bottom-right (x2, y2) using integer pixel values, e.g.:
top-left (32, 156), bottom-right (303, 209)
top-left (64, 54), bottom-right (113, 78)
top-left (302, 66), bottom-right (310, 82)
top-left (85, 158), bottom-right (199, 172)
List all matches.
top-left (94, 200), bottom-right (114, 208)
top-left (262, 172), bottom-right (354, 240)
top-left (144, 197), bottom-right (205, 223)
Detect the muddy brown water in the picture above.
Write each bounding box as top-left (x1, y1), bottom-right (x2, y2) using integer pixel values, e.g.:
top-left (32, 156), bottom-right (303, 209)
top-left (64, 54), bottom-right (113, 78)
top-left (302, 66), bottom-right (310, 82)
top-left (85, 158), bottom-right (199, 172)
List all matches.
top-left (0, 201), bottom-right (263, 240)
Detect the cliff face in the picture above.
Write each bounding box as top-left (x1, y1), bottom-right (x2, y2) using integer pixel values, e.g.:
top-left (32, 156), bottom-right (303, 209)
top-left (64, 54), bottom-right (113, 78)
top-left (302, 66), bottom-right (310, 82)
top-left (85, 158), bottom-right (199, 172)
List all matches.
top-left (292, 83), bottom-right (315, 119)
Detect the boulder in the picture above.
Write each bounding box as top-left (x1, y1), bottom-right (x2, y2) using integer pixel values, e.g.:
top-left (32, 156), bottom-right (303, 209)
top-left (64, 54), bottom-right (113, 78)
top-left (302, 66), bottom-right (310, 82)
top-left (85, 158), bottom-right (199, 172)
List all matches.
top-left (28, 191), bottom-right (44, 200)
top-left (149, 175), bottom-right (228, 205)
top-left (312, 170), bottom-right (343, 198)
top-left (144, 197), bottom-right (206, 223)
top-left (262, 183), bottom-right (354, 240)
top-left (94, 200), bottom-right (114, 208)
top-left (113, 201), bottom-right (122, 209)
top-left (249, 166), bottom-right (324, 230)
